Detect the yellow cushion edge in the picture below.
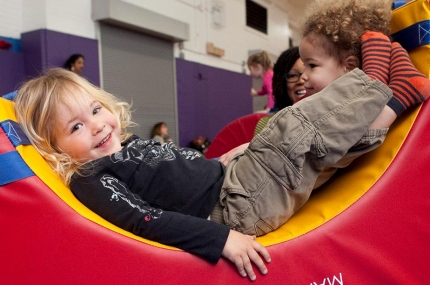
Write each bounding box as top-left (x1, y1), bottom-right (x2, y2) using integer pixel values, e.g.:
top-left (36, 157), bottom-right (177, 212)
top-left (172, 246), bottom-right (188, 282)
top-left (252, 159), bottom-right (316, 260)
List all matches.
top-left (0, 97), bottom-right (17, 121)
top-left (409, 47), bottom-right (430, 77)
top-left (257, 106), bottom-right (419, 246)
top-left (391, 0), bottom-right (430, 33)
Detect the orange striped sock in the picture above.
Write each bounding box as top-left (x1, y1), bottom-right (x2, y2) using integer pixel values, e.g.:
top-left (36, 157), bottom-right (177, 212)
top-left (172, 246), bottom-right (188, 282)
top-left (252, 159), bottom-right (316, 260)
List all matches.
top-left (360, 31), bottom-right (391, 84)
top-left (387, 42), bottom-right (430, 116)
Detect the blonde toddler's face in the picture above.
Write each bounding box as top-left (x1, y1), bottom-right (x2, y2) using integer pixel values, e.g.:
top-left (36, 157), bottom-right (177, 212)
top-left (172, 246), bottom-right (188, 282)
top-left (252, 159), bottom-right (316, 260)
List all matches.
top-left (54, 93), bottom-right (122, 162)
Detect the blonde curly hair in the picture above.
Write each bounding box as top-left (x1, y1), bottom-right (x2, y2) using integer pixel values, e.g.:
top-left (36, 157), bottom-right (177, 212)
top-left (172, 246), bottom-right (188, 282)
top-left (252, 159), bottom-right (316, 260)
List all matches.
top-left (14, 68), bottom-right (135, 185)
top-left (301, 0), bottom-right (392, 66)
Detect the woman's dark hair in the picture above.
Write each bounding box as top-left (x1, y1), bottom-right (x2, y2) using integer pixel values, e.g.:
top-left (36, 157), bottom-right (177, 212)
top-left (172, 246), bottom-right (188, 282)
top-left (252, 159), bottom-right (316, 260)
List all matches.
top-left (272, 47), bottom-right (300, 109)
top-left (64, 54), bottom-right (84, 70)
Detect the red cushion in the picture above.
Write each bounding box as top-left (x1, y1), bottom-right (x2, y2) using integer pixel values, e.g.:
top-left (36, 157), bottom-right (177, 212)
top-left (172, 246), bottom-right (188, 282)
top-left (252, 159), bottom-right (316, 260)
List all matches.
top-left (205, 113), bottom-right (268, 159)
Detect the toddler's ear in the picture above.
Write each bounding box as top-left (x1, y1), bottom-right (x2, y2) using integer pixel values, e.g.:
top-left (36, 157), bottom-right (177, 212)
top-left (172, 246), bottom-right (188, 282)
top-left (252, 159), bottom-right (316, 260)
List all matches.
top-left (344, 55), bottom-right (360, 71)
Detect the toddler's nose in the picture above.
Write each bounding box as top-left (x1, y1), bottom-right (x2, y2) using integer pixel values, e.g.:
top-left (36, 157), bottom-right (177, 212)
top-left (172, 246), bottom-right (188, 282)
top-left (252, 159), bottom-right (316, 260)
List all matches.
top-left (92, 120), bottom-right (105, 135)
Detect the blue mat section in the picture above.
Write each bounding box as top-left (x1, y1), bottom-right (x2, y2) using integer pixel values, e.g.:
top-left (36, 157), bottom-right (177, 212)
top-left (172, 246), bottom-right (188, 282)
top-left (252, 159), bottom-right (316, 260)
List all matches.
top-left (2, 91), bottom-right (17, 100)
top-left (392, 20), bottom-right (430, 52)
top-left (392, 1), bottom-right (406, 10)
top-left (0, 151), bottom-right (34, 186)
top-left (0, 120), bottom-right (31, 147)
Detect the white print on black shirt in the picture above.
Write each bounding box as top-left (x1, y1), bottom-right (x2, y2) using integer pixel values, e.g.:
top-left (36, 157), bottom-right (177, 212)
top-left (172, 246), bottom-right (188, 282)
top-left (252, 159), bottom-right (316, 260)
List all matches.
top-left (101, 174), bottom-right (163, 221)
top-left (111, 138), bottom-right (201, 167)
top-left (177, 147), bottom-right (202, 160)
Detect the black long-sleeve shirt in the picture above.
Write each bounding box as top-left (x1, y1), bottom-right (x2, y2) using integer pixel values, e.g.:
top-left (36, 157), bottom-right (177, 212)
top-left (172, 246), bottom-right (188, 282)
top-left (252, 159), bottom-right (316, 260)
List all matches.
top-left (71, 136), bottom-right (229, 263)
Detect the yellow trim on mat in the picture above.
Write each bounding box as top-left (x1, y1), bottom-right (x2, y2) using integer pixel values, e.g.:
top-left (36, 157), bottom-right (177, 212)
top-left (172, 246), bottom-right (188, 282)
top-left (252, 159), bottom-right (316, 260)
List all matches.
top-left (391, 0), bottom-right (430, 34)
top-left (0, 97), bottom-right (17, 121)
top-left (391, 0), bottom-right (430, 77)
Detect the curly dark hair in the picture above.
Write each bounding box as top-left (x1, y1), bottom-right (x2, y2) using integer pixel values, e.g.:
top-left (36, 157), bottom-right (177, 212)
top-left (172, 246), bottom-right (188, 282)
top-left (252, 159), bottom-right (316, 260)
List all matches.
top-left (272, 47), bottom-right (300, 109)
top-left (301, 0), bottom-right (392, 66)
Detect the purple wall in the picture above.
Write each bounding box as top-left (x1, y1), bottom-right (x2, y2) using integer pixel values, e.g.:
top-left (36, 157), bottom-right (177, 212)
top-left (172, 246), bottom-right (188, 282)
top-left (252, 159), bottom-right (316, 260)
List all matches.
top-left (1, 29), bottom-right (100, 97)
top-left (176, 58), bottom-right (253, 147)
top-left (0, 50), bottom-right (25, 95)
top-left (21, 29), bottom-right (100, 86)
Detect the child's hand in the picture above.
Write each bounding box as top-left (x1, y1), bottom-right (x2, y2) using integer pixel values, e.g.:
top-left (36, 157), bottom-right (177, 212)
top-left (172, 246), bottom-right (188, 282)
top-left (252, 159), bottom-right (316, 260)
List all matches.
top-left (219, 143), bottom-right (249, 166)
top-left (222, 230), bottom-right (271, 281)
top-left (251, 88), bottom-right (258, 96)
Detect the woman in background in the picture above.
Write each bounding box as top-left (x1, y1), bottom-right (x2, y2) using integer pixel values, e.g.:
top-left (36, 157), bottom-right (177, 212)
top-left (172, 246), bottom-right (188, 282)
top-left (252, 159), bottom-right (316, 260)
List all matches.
top-left (272, 46), bottom-right (306, 108)
top-left (254, 47), bottom-right (306, 135)
top-left (64, 54), bottom-right (85, 75)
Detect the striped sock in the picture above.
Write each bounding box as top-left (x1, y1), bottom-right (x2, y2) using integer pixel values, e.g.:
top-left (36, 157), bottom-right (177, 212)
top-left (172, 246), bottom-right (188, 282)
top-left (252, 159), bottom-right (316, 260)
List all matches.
top-left (360, 31), bottom-right (391, 84)
top-left (387, 42), bottom-right (430, 116)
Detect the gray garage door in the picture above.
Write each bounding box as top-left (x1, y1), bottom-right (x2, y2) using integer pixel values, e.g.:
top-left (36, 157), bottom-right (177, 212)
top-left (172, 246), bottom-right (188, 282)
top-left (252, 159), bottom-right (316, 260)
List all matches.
top-left (99, 23), bottom-right (177, 142)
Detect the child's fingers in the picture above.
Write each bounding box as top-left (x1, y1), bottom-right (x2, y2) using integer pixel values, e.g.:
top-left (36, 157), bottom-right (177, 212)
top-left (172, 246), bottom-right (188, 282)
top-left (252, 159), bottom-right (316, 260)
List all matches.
top-left (247, 241), bottom-right (270, 276)
top-left (230, 254), bottom-right (254, 280)
top-left (241, 255), bottom-right (256, 281)
top-left (222, 230), bottom-right (270, 280)
top-left (232, 246), bottom-right (269, 281)
top-left (252, 240), bottom-right (271, 263)
top-left (232, 258), bottom-right (247, 279)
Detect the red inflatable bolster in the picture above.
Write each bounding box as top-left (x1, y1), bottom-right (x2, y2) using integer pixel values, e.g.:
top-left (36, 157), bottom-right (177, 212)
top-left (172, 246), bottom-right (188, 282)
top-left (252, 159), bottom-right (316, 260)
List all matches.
top-left (205, 113), bottom-right (267, 159)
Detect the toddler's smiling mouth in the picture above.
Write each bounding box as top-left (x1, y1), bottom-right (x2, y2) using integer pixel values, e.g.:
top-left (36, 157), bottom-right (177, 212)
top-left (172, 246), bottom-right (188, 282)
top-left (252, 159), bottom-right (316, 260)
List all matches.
top-left (96, 133), bottom-right (111, 148)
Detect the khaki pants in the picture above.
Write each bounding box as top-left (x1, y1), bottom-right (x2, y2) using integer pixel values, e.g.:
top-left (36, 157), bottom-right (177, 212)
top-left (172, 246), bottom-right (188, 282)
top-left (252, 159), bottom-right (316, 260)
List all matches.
top-left (211, 69), bottom-right (392, 236)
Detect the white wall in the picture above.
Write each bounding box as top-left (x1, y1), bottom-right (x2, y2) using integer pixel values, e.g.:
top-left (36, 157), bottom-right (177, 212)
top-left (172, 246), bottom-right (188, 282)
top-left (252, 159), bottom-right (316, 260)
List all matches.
top-left (0, 0), bottom-right (292, 73)
top-left (44, 0), bottom-right (95, 38)
top-left (0, 0), bottom-right (96, 39)
top-left (0, 0), bottom-right (22, 38)
top-left (123, 0), bottom-right (291, 72)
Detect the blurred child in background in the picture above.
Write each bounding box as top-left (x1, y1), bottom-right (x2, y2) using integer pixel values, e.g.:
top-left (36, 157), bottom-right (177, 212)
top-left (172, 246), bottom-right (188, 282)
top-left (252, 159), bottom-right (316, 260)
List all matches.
top-left (248, 51), bottom-right (275, 113)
